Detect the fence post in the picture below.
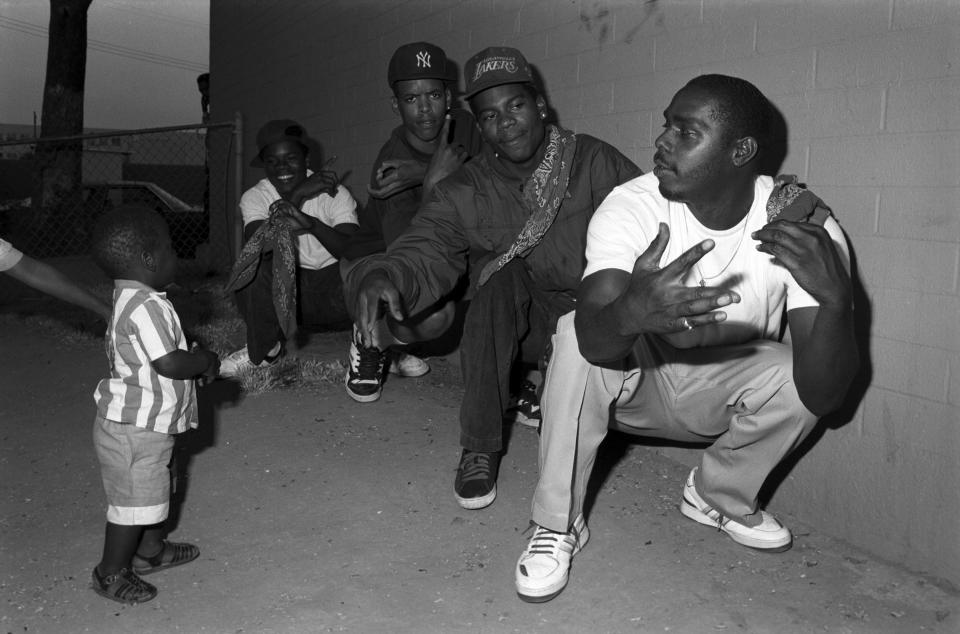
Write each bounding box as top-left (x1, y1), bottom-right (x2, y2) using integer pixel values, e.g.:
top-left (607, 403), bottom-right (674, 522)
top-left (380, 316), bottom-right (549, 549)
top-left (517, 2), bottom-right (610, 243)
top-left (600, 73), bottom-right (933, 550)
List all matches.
top-left (232, 111), bottom-right (244, 261)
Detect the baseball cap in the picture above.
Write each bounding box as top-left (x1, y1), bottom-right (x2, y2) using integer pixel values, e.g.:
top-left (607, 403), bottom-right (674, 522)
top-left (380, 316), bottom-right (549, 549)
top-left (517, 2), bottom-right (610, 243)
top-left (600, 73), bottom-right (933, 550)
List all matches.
top-left (463, 46), bottom-right (534, 100)
top-left (250, 119), bottom-right (308, 167)
top-left (387, 42), bottom-right (453, 88)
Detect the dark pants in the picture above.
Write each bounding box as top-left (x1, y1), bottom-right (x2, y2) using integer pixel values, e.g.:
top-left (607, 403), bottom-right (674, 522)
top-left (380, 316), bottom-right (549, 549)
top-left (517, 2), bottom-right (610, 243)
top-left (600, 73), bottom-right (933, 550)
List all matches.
top-left (235, 254), bottom-right (351, 364)
top-left (459, 260), bottom-right (574, 452)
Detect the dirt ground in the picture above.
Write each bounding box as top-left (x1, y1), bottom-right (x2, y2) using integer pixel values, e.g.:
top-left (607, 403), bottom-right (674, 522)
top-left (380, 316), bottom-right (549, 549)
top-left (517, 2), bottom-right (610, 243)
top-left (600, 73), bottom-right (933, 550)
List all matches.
top-left (2, 278), bottom-right (959, 633)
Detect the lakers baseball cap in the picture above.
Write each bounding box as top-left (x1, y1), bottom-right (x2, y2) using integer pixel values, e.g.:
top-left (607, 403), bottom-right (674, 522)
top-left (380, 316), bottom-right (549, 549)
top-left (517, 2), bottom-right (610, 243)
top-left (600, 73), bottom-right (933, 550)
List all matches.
top-left (387, 42), bottom-right (453, 88)
top-left (250, 119), bottom-right (308, 167)
top-left (463, 46), bottom-right (534, 99)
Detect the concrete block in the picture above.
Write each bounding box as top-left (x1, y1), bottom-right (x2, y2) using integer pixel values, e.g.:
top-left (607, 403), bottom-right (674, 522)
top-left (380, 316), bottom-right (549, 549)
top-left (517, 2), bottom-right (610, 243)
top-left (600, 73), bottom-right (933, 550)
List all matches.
top-left (817, 25), bottom-right (959, 89)
top-left (467, 21), bottom-right (519, 50)
top-left (512, 31), bottom-right (549, 61)
top-left (413, 7), bottom-right (453, 38)
top-left (853, 235), bottom-right (957, 294)
top-left (753, 1), bottom-right (889, 54)
top-left (808, 134), bottom-right (960, 188)
top-left (547, 84), bottom-right (582, 119)
top-left (871, 287), bottom-right (960, 351)
top-left (861, 387), bottom-right (957, 464)
top-left (579, 81), bottom-right (615, 116)
top-left (702, 48), bottom-right (815, 96)
top-left (451, 0), bottom-right (493, 31)
top-left (647, 0), bottom-right (703, 30)
top-left (536, 53), bottom-right (582, 91)
top-left (654, 20), bottom-right (756, 71)
top-left (878, 186), bottom-right (960, 243)
top-left (886, 76), bottom-right (960, 133)
top-left (869, 337), bottom-right (952, 401)
top-left (949, 350), bottom-right (960, 406)
top-left (578, 41), bottom-right (655, 84)
top-left (516, 0), bottom-right (555, 35)
top-left (812, 186), bottom-right (878, 238)
top-left (611, 70), bottom-right (694, 116)
top-left (772, 87), bottom-right (883, 140)
top-left (546, 17), bottom-right (611, 56)
top-left (781, 424), bottom-right (960, 584)
top-left (892, 0), bottom-right (960, 29)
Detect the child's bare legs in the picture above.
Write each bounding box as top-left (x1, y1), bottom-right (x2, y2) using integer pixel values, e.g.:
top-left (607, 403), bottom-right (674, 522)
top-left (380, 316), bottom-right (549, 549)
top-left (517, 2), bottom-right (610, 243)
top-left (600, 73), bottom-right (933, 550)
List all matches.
top-left (97, 522), bottom-right (164, 575)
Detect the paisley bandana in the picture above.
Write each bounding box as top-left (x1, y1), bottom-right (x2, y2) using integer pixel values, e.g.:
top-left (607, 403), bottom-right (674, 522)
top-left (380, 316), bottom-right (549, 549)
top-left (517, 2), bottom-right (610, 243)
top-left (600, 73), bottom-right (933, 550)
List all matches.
top-left (476, 124), bottom-right (577, 287)
top-left (226, 199), bottom-right (299, 338)
top-left (766, 174), bottom-right (832, 225)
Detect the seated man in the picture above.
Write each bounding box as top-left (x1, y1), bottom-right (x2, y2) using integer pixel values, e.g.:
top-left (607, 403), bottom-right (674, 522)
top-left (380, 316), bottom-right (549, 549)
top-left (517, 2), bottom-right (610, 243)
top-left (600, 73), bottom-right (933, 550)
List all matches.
top-left (342, 41), bottom-right (480, 403)
top-left (345, 46), bottom-right (641, 510)
top-left (515, 74), bottom-right (859, 602)
top-left (220, 120), bottom-right (359, 376)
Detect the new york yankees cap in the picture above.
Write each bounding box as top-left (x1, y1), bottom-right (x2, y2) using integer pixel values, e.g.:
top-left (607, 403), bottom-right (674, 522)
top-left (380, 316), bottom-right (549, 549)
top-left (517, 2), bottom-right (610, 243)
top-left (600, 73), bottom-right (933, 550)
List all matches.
top-left (463, 46), bottom-right (534, 99)
top-left (387, 42), bottom-right (454, 88)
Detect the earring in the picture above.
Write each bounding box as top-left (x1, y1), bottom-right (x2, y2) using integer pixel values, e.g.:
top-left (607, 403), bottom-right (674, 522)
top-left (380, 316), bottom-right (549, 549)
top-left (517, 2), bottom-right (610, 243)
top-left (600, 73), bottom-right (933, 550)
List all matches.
top-left (539, 112), bottom-right (546, 119)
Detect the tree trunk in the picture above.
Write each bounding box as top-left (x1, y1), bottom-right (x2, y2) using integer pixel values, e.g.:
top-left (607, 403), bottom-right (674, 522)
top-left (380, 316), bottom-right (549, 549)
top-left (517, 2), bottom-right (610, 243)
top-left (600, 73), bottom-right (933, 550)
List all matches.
top-left (30, 0), bottom-right (93, 256)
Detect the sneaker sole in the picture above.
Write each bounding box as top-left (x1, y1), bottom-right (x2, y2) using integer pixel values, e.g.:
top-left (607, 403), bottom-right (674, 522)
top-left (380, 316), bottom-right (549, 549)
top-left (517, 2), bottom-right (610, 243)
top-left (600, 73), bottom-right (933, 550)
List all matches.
top-left (454, 484), bottom-right (496, 510)
top-left (344, 377), bottom-right (382, 403)
top-left (512, 412), bottom-right (541, 428)
top-left (515, 525), bottom-right (590, 603)
top-left (679, 498), bottom-right (792, 552)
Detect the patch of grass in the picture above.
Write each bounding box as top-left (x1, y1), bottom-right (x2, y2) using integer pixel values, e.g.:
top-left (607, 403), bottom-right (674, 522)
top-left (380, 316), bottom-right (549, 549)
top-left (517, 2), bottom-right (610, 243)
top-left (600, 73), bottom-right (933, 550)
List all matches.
top-left (234, 356), bottom-right (346, 395)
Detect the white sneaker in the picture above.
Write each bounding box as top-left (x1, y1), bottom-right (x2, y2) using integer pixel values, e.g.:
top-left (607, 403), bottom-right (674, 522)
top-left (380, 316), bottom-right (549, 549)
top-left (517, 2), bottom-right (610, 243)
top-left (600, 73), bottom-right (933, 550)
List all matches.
top-left (515, 515), bottom-right (589, 603)
top-left (679, 467), bottom-right (792, 551)
top-left (388, 352), bottom-right (430, 377)
top-left (218, 344), bottom-right (281, 378)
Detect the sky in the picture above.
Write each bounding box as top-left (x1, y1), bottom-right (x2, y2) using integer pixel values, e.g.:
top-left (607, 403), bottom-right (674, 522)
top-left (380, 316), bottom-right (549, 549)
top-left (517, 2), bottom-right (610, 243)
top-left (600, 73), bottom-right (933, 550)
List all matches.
top-left (0, 0), bottom-right (209, 130)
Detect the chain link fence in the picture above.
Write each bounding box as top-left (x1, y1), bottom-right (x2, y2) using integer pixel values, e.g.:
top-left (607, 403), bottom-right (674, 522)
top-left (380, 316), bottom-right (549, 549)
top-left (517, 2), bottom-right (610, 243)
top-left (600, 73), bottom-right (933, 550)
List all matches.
top-left (0, 121), bottom-right (239, 275)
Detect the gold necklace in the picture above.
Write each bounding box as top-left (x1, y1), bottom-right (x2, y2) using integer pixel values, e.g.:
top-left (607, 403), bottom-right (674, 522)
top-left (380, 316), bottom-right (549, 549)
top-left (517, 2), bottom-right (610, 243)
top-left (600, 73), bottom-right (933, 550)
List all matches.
top-left (690, 214), bottom-right (750, 287)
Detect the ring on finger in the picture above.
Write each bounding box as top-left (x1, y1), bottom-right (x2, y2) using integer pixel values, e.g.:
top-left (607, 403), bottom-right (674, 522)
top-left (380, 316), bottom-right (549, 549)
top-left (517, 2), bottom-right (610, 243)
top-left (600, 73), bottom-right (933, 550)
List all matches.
top-left (680, 317), bottom-right (693, 331)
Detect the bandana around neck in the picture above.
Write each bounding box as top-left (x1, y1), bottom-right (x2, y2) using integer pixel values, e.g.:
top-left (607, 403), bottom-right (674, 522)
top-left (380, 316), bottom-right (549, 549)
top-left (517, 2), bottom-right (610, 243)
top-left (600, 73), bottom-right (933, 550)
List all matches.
top-left (477, 124), bottom-right (577, 287)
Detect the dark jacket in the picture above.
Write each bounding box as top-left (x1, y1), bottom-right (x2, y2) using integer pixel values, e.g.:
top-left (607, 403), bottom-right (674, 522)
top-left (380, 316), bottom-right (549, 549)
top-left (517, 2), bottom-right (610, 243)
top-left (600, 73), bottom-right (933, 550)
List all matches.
top-left (344, 132), bottom-right (642, 315)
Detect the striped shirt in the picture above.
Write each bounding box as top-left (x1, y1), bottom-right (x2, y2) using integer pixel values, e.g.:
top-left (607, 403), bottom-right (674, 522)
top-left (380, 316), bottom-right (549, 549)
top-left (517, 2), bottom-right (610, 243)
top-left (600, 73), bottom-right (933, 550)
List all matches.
top-left (94, 279), bottom-right (197, 434)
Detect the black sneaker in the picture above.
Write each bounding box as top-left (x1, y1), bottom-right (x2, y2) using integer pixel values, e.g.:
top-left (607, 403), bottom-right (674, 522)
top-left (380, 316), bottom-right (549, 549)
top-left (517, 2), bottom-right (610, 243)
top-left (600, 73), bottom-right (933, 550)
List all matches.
top-left (508, 380), bottom-right (541, 428)
top-left (345, 325), bottom-right (387, 403)
top-left (454, 449), bottom-right (500, 509)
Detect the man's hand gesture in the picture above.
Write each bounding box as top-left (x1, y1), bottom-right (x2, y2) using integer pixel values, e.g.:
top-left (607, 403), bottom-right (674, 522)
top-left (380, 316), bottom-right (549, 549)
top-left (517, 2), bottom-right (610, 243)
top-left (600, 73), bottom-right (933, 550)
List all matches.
top-left (617, 223), bottom-right (740, 334)
top-left (422, 115), bottom-right (468, 194)
top-left (290, 157), bottom-right (340, 205)
top-left (752, 219), bottom-right (852, 310)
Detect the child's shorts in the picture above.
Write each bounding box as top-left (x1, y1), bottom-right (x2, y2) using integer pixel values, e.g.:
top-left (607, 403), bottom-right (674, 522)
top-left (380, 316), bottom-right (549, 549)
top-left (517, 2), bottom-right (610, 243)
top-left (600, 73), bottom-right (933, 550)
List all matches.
top-left (93, 414), bottom-right (174, 526)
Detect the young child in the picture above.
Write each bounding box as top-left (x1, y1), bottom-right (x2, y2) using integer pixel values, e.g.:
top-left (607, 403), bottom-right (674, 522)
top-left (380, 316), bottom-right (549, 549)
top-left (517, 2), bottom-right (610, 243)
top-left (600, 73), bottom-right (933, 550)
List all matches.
top-left (88, 205), bottom-right (219, 604)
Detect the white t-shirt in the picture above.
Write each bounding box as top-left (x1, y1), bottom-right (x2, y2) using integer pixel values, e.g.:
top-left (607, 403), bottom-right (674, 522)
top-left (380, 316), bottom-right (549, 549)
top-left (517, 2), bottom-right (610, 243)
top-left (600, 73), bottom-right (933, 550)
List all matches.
top-left (0, 236), bottom-right (24, 272)
top-left (584, 173), bottom-right (850, 348)
top-left (239, 173), bottom-right (358, 270)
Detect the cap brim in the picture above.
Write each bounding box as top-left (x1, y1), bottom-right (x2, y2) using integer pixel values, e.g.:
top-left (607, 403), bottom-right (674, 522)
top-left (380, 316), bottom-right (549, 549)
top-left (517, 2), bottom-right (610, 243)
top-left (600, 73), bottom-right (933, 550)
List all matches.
top-left (464, 80), bottom-right (532, 101)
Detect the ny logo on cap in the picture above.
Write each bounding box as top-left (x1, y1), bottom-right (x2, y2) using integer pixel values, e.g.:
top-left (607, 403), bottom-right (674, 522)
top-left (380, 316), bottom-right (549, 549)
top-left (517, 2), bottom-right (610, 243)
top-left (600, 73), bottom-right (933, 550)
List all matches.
top-left (416, 50), bottom-right (431, 68)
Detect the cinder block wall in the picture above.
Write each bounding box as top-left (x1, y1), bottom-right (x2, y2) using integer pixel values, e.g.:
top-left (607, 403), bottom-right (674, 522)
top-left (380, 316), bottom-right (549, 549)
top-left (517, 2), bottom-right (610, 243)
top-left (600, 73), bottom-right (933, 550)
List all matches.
top-left (211, 0), bottom-right (960, 585)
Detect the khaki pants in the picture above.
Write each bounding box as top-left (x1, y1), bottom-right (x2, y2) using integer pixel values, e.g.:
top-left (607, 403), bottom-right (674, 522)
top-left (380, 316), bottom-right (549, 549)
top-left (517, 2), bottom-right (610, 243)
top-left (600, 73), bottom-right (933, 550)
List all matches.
top-left (532, 312), bottom-right (818, 531)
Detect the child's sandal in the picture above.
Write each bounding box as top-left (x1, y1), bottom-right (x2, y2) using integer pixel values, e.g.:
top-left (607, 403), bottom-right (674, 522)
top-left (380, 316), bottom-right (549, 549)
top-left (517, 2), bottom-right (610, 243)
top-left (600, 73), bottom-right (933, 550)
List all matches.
top-left (91, 567), bottom-right (158, 604)
top-left (132, 540), bottom-right (200, 575)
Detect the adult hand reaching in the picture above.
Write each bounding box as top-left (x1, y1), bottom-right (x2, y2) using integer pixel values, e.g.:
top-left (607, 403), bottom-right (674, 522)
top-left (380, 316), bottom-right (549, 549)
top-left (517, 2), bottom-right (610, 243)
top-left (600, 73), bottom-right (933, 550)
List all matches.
top-left (355, 271), bottom-right (406, 348)
top-left (367, 159), bottom-right (427, 199)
